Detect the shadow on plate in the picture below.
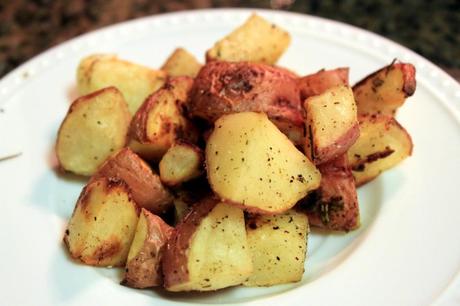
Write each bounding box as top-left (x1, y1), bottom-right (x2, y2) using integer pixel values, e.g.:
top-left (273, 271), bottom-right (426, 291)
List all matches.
top-left (49, 243), bottom-right (96, 304)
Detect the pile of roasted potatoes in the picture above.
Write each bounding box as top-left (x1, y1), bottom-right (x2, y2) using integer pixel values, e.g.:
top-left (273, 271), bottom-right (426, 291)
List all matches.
top-left (56, 14), bottom-right (415, 291)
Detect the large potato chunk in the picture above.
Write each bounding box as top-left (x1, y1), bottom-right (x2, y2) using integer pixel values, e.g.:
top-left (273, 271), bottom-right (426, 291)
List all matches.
top-left (163, 198), bottom-right (252, 291)
top-left (189, 61), bottom-right (304, 144)
top-left (93, 148), bottom-right (173, 214)
top-left (206, 112), bottom-right (321, 214)
top-left (347, 115), bottom-right (413, 186)
top-left (161, 48), bottom-right (202, 78)
top-left (122, 209), bottom-right (173, 288)
top-left (298, 67), bottom-right (349, 100)
top-left (244, 210), bottom-right (309, 286)
top-left (159, 141), bottom-right (203, 186)
top-left (302, 154), bottom-right (359, 231)
top-left (305, 85), bottom-right (359, 165)
top-left (56, 87), bottom-right (131, 176)
top-left (77, 54), bottom-right (166, 114)
top-left (353, 62), bottom-right (416, 116)
top-left (129, 77), bottom-right (198, 161)
top-left (64, 177), bottom-right (140, 267)
top-left (206, 14), bottom-right (290, 65)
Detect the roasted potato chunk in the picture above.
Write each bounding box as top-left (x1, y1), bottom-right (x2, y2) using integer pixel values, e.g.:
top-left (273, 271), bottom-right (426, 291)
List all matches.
top-left (347, 115), bottom-right (413, 186)
top-left (189, 61), bottom-right (304, 144)
top-left (129, 77), bottom-right (198, 161)
top-left (163, 198), bottom-right (253, 291)
top-left (305, 85), bottom-right (359, 165)
top-left (206, 14), bottom-right (290, 65)
top-left (159, 141), bottom-right (203, 186)
top-left (77, 54), bottom-right (166, 114)
top-left (206, 112), bottom-right (321, 214)
top-left (122, 209), bottom-right (173, 288)
top-left (93, 147), bottom-right (173, 214)
top-left (244, 210), bottom-right (309, 286)
top-left (161, 48), bottom-right (202, 78)
top-left (56, 87), bottom-right (131, 176)
top-left (302, 154), bottom-right (359, 231)
top-left (298, 67), bottom-right (349, 100)
top-left (353, 62), bottom-right (416, 116)
top-left (64, 177), bottom-right (140, 267)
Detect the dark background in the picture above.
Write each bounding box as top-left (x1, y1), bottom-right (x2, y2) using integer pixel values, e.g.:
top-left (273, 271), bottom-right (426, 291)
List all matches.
top-left (1, 0), bottom-right (459, 80)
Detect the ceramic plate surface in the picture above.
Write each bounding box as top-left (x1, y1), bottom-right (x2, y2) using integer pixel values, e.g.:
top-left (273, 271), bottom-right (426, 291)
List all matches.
top-left (0, 8), bottom-right (459, 306)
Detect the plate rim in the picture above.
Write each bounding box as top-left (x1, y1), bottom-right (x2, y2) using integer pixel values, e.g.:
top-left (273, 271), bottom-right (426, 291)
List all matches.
top-left (0, 8), bottom-right (459, 116)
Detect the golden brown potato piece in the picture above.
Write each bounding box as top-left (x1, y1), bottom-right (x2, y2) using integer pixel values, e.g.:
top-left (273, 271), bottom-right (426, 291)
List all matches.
top-left (206, 14), bottom-right (290, 65)
top-left (244, 210), bottom-right (309, 286)
top-left (347, 115), bottom-right (413, 186)
top-left (161, 48), bottom-right (202, 78)
top-left (159, 141), bottom-right (203, 186)
top-left (305, 85), bottom-right (359, 165)
top-left (189, 61), bottom-right (304, 144)
top-left (93, 147), bottom-right (173, 214)
top-left (128, 77), bottom-right (198, 161)
top-left (64, 177), bottom-right (140, 267)
top-left (353, 62), bottom-right (416, 116)
top-left (163, 198), bottom-right (253, 291)
top-left (298, 67), bottom-right (349, 100)
top-left (122, 209), bottom-right (173, 288)
top-left (56, 87), bottom-right (131, 176)
top-left (77, 54), bottom-right (166, 114)
top-left (206, 112), bottom-right (321, 214)
top-left (301, 154), bottom-right (360, 231)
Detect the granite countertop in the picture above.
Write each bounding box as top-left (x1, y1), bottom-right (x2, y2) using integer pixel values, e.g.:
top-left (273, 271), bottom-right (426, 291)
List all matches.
top-left (0, 0), bottom-right (459, 81)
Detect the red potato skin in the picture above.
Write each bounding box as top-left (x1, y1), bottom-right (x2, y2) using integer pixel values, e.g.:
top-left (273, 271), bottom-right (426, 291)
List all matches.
top-left (399, 63), bottom-right (417, 96)
top-left (307, 122), bottom-right (360, 165)
top-left (298, 68), bottom-right (349, 100)
top-left (188, 61), bottom-right (304, 143)
top-left (129, 76), bottom-right (195, 143)
top-left (301, 154), bottom-right (359, 231)
top-left (93, 147), bottom-right (173, 214)
top-left (162, 197), bottom-right (219, 289)
top-left (122, 209), bottom-right (173, 288)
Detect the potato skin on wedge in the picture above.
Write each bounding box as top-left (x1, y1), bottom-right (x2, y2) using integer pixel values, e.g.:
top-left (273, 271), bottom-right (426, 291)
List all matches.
top-left (304, 85), bottom-right (359, 165)
top-left (163, 198), bottom-right (252, 291)
top-left (298, 67), bottom-right (349, 100)
top-left (189, 61), bottom-right (304, 144)
top-left (56, 87), bottom-right (131, 176)
top-left (206, 112), bottom-right (321, 214)
top-left (302, 154), bottom-right (360, 231)
top-left (347, 115), bottom-right (413, 186)
top-left (353, 62), bottom-right (416, 116)
top-left (93, 147), bottom-right (173, 214)
top-left (128, 77), bottom-right (198, 161)
top-left (206, 14), bottom-right (290, 65)
top-left (77, 54), bottom-right (166, 114)
top-left (122, 209), bottom-right (173, 289)
top-left (64, 177), bottom-right (140, 267)
top-left (244, 210), bottom-right (309, 286)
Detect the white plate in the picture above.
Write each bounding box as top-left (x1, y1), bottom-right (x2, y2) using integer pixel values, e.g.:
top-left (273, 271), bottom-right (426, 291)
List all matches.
top-left (0, 8), bottom-right (459, 306)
